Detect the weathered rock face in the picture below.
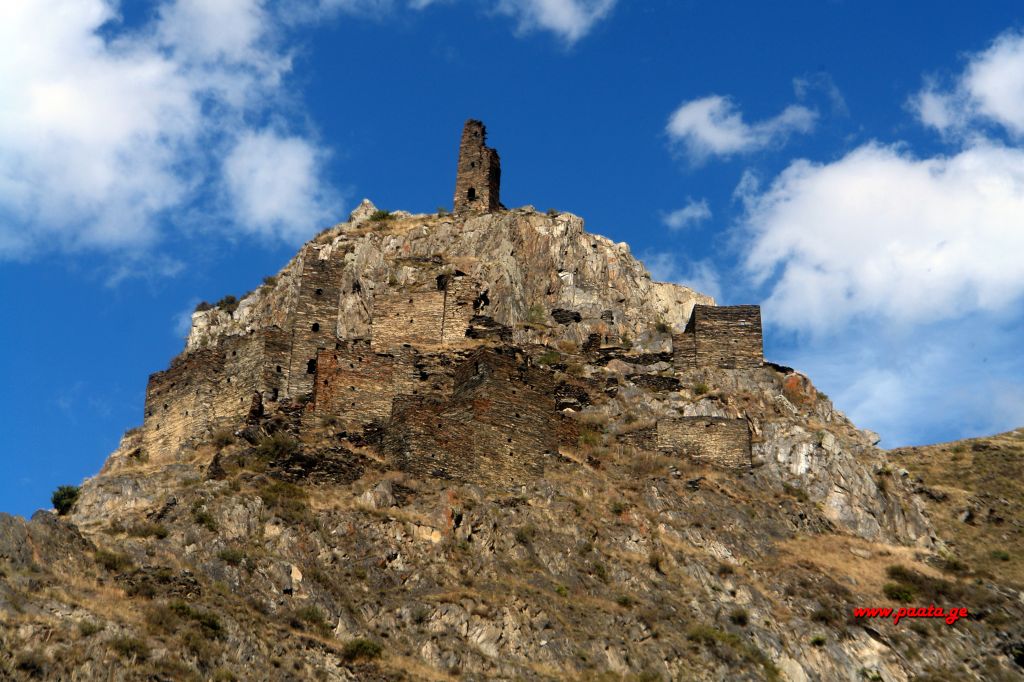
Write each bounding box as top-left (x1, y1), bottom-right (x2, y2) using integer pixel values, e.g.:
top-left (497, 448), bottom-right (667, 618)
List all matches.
top-left (187, 203), bottom-right (712, 354)
top-left (3, 195), bottom-right (1020, 681)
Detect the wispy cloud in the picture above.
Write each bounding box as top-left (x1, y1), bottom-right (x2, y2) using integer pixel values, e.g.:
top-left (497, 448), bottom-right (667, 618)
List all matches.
top-left (662, 198), bottom-right (711, 230)
top-left (911, 29), bottom-right (1024, 138)
top-left (666, 95), bottom-right (816, 164)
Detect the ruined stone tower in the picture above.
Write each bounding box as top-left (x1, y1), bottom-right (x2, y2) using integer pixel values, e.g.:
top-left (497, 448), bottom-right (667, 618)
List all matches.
top-left (453, 119), bottom-right (501, 214)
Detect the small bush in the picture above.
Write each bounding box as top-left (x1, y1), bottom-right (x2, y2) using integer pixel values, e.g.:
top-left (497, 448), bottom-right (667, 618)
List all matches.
top-left (341, 638), bottom-right (382, 662)
top-left (259, 480), bottom-right (310, 525)
top-left (616, 595), bottom-right (633, 608)
top-left (212, 428), bottom-right (235, 448)
top-left (810, 635), bottom-right (826, 647)
top-left (515, 525), bottom-right (536, 544)
top-left (436, 206), bottom-right (450, 216)
top-left (218, 548), bottom-right (245, 566)
top-left (95, 549), bottom-right (133, 572)
top-left (536, 350), bottom-right (561, 365)
top-left (110, 636), bottom-right (149, 661)
top-left (883, 583), bottom-right (915, 603)
top-left (609, 501), bottom-right (627, 515)
top-left (654, 319), bottom-right (671, 334)
top-left (256, 432), bottom-right (299, 460)
top-left (555, 584), bottom-right (569, 597)
top-left (215, 295), bottom-right (239, 314)
top-left (716, 563), bottom-right (734, 577)
top-left (781, 482), bottom-right (809, 503)
top-left (991, 549), bottom-right (1011, 562)
top-left (192, 504), bottom-right (218, 532)
top-left (546, 208), bottom-right (559, 217)
top-left (51, 485), bottom-right (80, 515)
top-left (194, 301), bottom-right (213, 312)
top-left (578, 427), bottom-right (602, 448)
top-left (593, 562), bottom-right (608, 582)
top-left (14, 651), bottom-right (46, 677)
top-left (729, 608), bottom-right (749, 626)
top-left (127, 523), bottom-right (169, 540)
top-left (262, 275), bottom-right (278, 287)
top-left (648, 551), bottom-right (664, 573)
top-left (369, 209), bottom-right (391, 222)
top-left (78, 620), bottom-right (103, 637)
top-left (693, 382), bottom-right (710, 396)
top-left (526, 303), bottom-right (547, 325)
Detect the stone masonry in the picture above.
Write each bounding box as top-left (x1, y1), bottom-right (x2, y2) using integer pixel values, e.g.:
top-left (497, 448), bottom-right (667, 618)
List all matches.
top-left (453, 119), bottom-right (501, 214)
top-left (657, 417), bottom-right (751, 470)
top-left (673, 305), bottom-right (763, 370)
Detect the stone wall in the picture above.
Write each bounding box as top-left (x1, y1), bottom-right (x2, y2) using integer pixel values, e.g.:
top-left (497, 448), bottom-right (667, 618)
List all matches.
top-left (371, 291), bottom-right (446, 350)
top-left (453, 119), bottom-right (501, 214)
top-left (441, 274), bottom-right (480, 347)
top-left (141, 330), bottom-right (290, 461)
top-left (657, 417), bottom-right (751, 469)
top-left (673, 305), bottom-right (763, 370)
top-left (311, 344), bottom-right (441, 427)
top-left (383, 349), bottom-right (556, 486)
top-left (285, 246), bottom-right (346, 400)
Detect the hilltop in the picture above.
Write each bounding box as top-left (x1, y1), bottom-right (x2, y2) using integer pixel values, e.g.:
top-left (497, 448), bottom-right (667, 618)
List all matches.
top-left (0, 121), bottom-right (1021, 681)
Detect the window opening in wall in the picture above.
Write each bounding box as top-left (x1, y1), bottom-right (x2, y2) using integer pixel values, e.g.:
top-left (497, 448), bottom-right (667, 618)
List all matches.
top-left (315, 288), bottom-right (323, 296)
top-left (306, 359), bottom-right (317, 374)
top-left (312, 322), bottom-right (320, 332)
top-left (467, 187), bottom-right (476, 201)
top-left (271, 388), bottom-right (279, 401)
top-left (276, 365), bottom-right (282, 373)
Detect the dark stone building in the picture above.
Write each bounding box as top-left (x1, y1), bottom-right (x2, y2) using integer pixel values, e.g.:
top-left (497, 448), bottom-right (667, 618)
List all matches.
top-left (673, 305), bottom-right (763, 370)
top-left (453, 119), bottom-right (501, 214)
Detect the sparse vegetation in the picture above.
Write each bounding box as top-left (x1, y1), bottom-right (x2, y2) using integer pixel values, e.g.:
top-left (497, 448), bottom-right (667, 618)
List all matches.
top-left (192, 503), bottom-right (218, 532)
top-left (341, 638), bottom-right (382, 662)
top-left (259, 480), bottom-right (310, 524)
top-left (14, 651), bottom-right (46, 677)
top-left (991, 549), bottom-right (1011, 562)
top-left (194, 301), bottom-right (213, 312)
top-left (78, 620), bottom-right (103, 637)
top-left (693, 382), bottom-right (710, 396)
top-left (369, 209), bottom-right (392, 222)
top-left (654, 319), bottom-right (671, 334)
top-left (536, 350), bottom-right (561, 365)
top-left (883, 582), bottom-right (915, 603)
top-left (515, 524), bottom-right (536, 544)
top-left (51, 484), bottom-right (80, 515)
top-left (729, 608), bottom-right (749, 626)
top-left (256, 431), bottom-right (299, 460)
top-left (526, 303), bottom-right (547, 326)
top-left (217, 548), bottom-right (246, 566)
top-left (212, 427), bottom-right (235, 448)
top-left (110, 635), bottom-right (149, 661)
top-left (127, 523), bottom-right (169, 540)
top-left (262, 275), bottom-right (278, 287)
top-left (811, 635), bottom-right (827, 647)
top-left (94, 548), bottom-right (133, 572)
top-left (215, 295), bottom-right (239, 314)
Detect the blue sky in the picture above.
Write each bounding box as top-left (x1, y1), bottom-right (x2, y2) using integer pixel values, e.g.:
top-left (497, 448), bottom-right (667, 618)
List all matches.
top-left (2, 0), bottom-right (1023, 517)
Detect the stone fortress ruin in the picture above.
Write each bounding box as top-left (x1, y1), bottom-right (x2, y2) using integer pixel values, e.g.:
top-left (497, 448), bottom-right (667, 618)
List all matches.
top-left (136, 120), bottom-right (765, 483)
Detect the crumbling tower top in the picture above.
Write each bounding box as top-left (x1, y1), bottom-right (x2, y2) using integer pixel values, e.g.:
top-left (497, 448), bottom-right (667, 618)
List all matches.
top-left (453, 119), bottom-right (501, 214)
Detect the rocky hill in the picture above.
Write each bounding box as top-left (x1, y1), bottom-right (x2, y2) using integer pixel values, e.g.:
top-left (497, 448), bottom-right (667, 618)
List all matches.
top-left (1, 121), bottom-right (1022, 681)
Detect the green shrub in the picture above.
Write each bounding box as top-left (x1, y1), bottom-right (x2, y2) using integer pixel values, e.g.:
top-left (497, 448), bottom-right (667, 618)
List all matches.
top-left (555, 584), bottom-right (569, 597)
top-left (14, 651), bottom-right (46, 677)
top-left (578, 428), bottom-right (602, 448)
top-left (526, 303), bottom-right (547, 325)
top-left (436, 206), bottom-right (450, 216)
top-left (515, 525), bottom-right (536, 544)
top-left (546, 208), bottom-right (559, 217)
top-left (883, 582), bottom-right (915, 603)
top-left (78, 620), bottom-right (103, 637)
top-left (212, 428), bottom-right (235, 448)
top-left (215, 295), bottom-right (239, 314)
top-left (810, 635), bottom-right (826, 647)
top-left (194, 301), bottom-right (213, 312)
top-left (536, 350), bottom-right (561, 365)
top-left (654, 319), bottom-right (671, 334)
top-left (369, 209), bottom-right (391, 222)
top-left (615, 595), bottom-right (633, 607)
top-left (192, 504), bottom-right (218, 532)
top-left (218, 548), bottom-right (245, 566)
top-left (127, 523), bottom-right (168, 540)
top-left (259, 480), bottom-right (310, 525)
top-left (51, 485), bottom-right (80, 515)
top-left (110, 636), bottom-right (149, 661)
top-left (609, 501), bottom-right (626, 515)
top-left (341, 638), bottom-right (382, 662)
top-left (648, 551), bottom-right (664, 573)
top-left (95, 549), bottom-right (133, 572)
top-left (693, 382), bottom-right (710, 396)
top-left (262, 275), bottom-right (278, 287)
top-left (991, 549), bottom-right (1011, 562)
top-left (256, 432), bottom-right (299, 460)
top-left (729, 608), bottom-right (749, 626)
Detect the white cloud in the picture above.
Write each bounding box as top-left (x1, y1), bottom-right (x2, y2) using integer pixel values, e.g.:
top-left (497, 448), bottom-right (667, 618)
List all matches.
top-left (913, 29), bottom-right (1024, 137)
top-left (0, 0), bottom-right (340, 261)
top-left (224, 130), bottom-right (339, 242)
top-left (740, 140), bottom-right (1024, 335)
top-left (643, 252), bottom-right (721, 302)
top-left (662, 198), bottom-right (711, 230)
top-left (666, 95), bottom-right (816, 163)
top-left (496, 0), bottom-right (616, 43)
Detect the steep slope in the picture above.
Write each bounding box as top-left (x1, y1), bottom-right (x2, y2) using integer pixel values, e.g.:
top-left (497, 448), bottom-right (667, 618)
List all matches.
top-left (1, 202), bottom-right (1021, 682)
